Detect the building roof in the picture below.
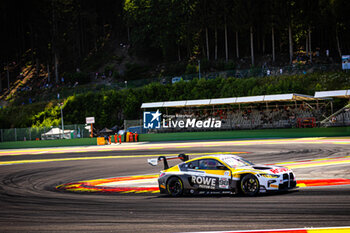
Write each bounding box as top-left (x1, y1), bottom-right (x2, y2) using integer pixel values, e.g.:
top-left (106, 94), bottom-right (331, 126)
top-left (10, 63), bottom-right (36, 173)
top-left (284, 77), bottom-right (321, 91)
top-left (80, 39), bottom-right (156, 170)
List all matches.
top-left (314, 90), bottom-right (350, 98)
top-left (141, 93), bottom-right (322, 109)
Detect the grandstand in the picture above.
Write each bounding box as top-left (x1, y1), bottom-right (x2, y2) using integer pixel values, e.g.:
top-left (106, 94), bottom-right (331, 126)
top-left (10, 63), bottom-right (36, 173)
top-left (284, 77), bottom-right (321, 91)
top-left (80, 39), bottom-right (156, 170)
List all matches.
top-left (315, 90), bottom-right (350, 127)
top-left (140, 90), bottom-right (350, 132)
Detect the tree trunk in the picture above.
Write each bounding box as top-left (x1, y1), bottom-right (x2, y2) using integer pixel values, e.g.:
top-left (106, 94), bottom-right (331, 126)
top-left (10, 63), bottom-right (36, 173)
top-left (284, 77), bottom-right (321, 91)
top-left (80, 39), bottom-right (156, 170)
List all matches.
top-left (127, 27), bottom-right (130, 42)
top-left (30, 24), bottom-right (35, 65)
top-left (206, 27), bottom-right (210, 60)
top-left (272, 26), bottom-right (275, 62)
top-left (225, 22), bottom-right (228, 62)
top-left (250, 26), bottom-right (254, 66)
top-left (36, 58), bottom-right (40, 79)
top-left (288, 24), bottom-right (293, 64)
top-left (78, 10), bottom-right (83, 58)
top-left (177, 44), bottom-right (181, 61)
top-left (336, 27), bottom-right (342, 58)
top-left (7, 62), bottom-right (10, 89)
top-left (236, 31), bottom-right (239, 58)
top-left (262, 36), bottom-right (265, 55)
top-left (52, 0), bottom-right (59, 83)
top-left (47, 64), bottom-right (50, 83)
top-left (308, 27), bottom-right (312, 63)
top-left (215, 26), bottom-right (218, 60)
top-left (187, 37), bottom-right (191, 58)
top-left (54, 52), bottom-right (59, 83)
top-left (305, 34), bottom-right (309, 56)
top-left (0, 73), bottom-right (2, 92)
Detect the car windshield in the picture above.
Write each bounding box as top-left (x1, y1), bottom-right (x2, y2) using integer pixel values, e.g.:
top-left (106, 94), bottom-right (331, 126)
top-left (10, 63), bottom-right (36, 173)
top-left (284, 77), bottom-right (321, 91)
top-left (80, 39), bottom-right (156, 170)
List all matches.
top-left (220, 155), bottom-right (254, 168)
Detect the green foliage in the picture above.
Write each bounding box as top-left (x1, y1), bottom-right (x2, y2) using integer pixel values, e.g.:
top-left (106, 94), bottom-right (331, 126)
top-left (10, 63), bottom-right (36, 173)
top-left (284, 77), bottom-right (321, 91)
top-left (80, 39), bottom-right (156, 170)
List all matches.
top-left (185, 63), bottom-right (197, 74)
top-left (160, 63), bottom-right (187, 76)
top-left (124, 63), bottom-right (151, 80)
top-left (224, 61), bottom-right (236, 70)
top-left (1, 72), bottom-right (350, 129)
top-left (104, 64), bottom-right (115, 75)
top-left (64, 72), bottom-right (91, 85)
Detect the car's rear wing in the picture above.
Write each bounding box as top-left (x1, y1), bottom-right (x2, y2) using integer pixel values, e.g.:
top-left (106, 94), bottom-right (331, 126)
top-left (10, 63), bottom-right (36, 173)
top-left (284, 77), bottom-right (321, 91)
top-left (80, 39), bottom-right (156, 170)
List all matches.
top-left (148, 153), bottom-right (189, 170)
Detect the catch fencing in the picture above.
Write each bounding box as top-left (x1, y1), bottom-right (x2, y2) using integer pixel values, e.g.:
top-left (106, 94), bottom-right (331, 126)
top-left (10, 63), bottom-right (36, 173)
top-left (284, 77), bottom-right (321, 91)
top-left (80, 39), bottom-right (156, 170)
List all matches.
top-left (0, 124), bottom-right (89, 142)
top-left (118, 63), bottom-right (340, 89)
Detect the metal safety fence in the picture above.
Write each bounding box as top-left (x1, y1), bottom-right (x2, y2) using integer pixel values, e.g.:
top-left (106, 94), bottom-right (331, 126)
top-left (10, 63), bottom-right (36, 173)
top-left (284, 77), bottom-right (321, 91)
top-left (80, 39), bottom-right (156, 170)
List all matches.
top-left (117, 63), bottom-right (340, 89)
top-left (0, 124), bottom-right (89, 142)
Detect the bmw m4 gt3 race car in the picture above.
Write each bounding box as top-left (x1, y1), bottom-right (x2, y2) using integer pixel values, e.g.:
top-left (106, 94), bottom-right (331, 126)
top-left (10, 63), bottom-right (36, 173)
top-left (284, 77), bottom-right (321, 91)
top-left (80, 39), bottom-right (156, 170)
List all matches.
top-left (148, 154), bottom-right (297, 196)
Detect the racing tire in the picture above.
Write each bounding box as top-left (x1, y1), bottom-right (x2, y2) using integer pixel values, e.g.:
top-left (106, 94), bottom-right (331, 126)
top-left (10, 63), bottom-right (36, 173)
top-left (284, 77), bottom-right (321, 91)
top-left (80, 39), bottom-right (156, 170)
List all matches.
top-left (240, 174), bottom-right (260, 197)
top-left (166, 177), bottom-right (184, 197)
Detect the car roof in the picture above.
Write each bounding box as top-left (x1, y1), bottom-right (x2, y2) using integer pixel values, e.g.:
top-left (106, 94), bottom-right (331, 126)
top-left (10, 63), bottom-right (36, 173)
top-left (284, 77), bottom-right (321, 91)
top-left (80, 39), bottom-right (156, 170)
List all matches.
top-left (187, 154), bottom-right (241, 162)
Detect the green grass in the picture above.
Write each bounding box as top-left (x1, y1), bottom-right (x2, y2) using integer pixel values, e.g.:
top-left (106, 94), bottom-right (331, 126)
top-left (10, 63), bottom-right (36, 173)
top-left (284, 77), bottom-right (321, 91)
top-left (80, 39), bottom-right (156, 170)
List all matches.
top-left (0, 138), bottom-right (97, 149)
top-left (0, 127), bottom-right (349, 149)
top-left (138, 127), bottom-right (350, 142)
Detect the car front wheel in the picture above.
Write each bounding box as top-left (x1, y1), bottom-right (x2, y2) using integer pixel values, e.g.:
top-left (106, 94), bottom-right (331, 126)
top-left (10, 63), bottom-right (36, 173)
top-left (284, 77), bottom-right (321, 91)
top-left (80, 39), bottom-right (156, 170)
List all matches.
top-left (167, 177), bottom-right (184, 197)
top-left (240, 174), bottom-right (260, 196)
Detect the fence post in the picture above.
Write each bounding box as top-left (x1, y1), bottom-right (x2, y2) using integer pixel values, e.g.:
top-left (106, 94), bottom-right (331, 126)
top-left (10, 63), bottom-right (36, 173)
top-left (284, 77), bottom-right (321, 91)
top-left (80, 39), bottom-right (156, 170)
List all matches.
top-left (0, 129), bottom-right (2, 142)
top-left (29, 128), bottom-right (31, 141)
top-left (15, 128), bottom-right (17, 141)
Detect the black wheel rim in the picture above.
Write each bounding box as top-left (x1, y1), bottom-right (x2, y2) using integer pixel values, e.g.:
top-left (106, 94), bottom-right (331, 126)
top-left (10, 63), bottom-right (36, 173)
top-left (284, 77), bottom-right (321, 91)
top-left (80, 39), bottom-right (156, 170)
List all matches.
top-left (169, 180), bottom-right (182, 195)
top-left (243, 177), bottom-right (258, 194)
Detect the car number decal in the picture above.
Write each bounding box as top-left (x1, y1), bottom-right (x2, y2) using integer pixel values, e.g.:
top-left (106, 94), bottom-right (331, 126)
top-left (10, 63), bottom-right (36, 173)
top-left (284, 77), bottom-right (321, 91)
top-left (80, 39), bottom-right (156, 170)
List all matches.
top-left (219, 177), bottom-right (229, 189)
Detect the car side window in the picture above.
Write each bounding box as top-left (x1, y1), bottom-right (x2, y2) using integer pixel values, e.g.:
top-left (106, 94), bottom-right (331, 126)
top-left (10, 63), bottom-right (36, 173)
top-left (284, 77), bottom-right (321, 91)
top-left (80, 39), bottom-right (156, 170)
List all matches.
top-left (198, 159), bottom-right (227, 170)
top-left (186, 160), bottom-right (199, 169)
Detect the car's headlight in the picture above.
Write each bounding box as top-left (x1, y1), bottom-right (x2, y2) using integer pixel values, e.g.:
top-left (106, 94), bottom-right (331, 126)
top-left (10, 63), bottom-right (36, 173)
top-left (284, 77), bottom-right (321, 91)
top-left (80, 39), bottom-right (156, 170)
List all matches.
top-left (260, 173), bottom-right (280, 179)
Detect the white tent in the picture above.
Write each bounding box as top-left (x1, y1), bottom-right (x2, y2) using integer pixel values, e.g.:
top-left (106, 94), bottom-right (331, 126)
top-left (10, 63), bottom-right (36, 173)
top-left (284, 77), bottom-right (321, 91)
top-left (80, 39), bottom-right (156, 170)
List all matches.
top-left (41, 128), bottom-right (75, 140)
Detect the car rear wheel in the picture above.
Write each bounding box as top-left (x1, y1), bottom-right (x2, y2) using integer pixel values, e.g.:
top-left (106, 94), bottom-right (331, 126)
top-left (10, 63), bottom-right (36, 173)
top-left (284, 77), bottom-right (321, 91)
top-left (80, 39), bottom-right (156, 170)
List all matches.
top-left (240, 174), bottom-right (259, 196)
top-left (167, 177), bottom-right (184, 197)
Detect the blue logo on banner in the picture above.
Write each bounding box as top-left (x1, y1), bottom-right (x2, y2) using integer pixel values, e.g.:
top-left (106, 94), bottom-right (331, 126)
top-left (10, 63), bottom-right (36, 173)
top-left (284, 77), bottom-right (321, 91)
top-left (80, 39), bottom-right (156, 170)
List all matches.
top-left (143, 110), bottom-right (161, 129)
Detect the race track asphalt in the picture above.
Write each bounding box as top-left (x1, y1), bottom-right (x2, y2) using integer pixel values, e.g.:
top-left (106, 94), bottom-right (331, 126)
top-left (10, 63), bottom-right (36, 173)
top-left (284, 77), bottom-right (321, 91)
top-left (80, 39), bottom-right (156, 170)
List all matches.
top-left (0, 138), bottom-right (350, 232)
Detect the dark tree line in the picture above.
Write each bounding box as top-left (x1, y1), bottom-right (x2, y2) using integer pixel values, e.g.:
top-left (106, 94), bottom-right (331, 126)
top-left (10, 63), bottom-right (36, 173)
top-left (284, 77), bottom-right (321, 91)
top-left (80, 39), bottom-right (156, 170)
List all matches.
top-left (1, 71), bottom-right (349, 128)
top-left (1, 0), bottom-right (350, 86)
top-left (1, 0), bottom-right (124, 84)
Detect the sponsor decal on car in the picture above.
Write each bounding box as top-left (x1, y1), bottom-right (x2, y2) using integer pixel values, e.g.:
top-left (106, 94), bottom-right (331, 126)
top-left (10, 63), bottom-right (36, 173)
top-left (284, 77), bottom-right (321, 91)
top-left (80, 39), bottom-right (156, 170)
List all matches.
top-left (270, 167), bottom-right (289, 174)
top-left (191, 176), bottom-right (216, 189)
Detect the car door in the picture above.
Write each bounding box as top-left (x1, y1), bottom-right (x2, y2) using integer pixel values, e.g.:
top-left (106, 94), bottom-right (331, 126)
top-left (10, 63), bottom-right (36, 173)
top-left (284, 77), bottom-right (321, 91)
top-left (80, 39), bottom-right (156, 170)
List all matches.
top-left (190, 159), bottom-right (231, 190)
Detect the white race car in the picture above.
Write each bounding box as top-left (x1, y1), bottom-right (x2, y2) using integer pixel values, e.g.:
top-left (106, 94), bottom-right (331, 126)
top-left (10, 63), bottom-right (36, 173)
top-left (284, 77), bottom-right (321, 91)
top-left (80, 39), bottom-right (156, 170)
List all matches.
top-left (148, 154), bottom-right (297, 196)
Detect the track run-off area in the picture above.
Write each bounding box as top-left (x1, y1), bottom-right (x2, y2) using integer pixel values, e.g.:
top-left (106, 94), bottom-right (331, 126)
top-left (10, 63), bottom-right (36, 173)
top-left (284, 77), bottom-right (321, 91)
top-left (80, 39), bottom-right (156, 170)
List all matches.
top-left (0, 137), bottom-right (350, 232)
